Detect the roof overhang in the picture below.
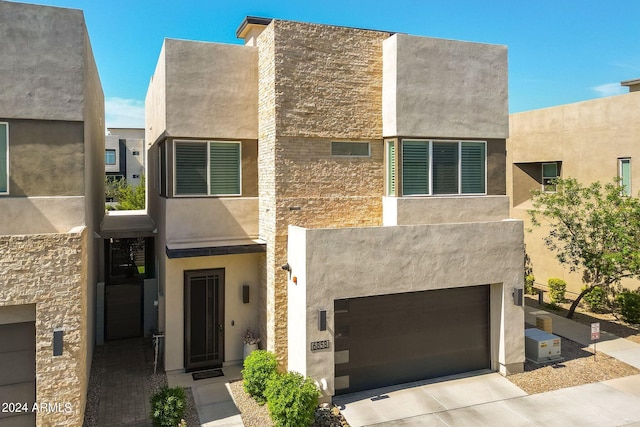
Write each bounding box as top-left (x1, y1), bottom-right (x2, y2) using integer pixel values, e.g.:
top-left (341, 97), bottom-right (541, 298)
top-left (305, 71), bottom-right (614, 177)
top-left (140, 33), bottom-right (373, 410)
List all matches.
top-left (236, 16), bottom-right (272, 39)
top-left (99, 211), bottom-right (157, 239)
top-left (166, 238), bottom-right (266, 259)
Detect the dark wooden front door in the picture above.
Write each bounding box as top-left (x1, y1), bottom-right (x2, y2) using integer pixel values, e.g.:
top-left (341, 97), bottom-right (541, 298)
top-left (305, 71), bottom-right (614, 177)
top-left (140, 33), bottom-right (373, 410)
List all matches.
top-left (184, 269), bottom-right (225, 371)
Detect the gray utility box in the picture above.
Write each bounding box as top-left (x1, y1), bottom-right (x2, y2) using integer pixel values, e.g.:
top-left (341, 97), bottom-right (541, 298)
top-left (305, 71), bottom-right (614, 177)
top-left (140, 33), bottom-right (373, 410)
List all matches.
top-left (525, 328), bottom-right (562, 363)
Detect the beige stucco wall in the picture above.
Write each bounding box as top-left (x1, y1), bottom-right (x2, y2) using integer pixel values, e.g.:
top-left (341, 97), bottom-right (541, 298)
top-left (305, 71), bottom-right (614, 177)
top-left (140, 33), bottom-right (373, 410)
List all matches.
top-left (0, 197), bottom-right (85, 234)
top-left (383, 34), bottom-right (508, 139)
top-left (163, 253), bottom-right (261, 371)
top-left (287, 221), bottom-right (525, 399)
top-left (163, 39), bottom-right (258, 140)
top-left (146, 43), bottom-right (167, 145)
top-left (0, 229), bottom-right (88, 426)
top-left (164, 197), bottom-right (259, 244)
top-left (383, 195), bottom-right (510, 226)
top-left (508, 91), bottom-right (640, 293)
top-left (0, 2), bottom-right (85, 122)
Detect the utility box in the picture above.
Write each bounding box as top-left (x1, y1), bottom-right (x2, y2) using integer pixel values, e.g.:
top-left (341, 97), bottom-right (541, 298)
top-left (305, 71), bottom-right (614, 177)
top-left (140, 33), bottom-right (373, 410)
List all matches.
top-left (525, 328), bottom-right (562, 363)
top-left (536, 315), bottom-right (553, 333)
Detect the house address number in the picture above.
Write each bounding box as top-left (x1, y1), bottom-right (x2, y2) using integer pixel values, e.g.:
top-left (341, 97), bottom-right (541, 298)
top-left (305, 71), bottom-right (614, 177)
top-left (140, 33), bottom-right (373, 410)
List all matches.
top-left (310, 340), bottom-right (330, 351)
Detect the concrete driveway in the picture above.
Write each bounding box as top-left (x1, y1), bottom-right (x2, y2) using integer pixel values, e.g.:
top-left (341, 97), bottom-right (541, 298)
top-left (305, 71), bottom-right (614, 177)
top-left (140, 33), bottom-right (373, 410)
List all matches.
top-left (334, 371), bottom-right (640, 426)
top-left (335, 306), bottom-right (640, 427)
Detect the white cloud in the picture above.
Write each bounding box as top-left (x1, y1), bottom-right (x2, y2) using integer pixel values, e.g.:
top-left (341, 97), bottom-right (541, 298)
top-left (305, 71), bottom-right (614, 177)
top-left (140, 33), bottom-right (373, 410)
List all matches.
top-left (591, 82), bottom-right (626, 98)
top-left (105, 97), bottom-right (145, 129)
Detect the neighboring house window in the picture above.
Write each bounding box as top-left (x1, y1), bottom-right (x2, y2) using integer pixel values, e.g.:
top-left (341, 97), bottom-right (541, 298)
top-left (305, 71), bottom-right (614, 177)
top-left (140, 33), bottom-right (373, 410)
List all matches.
top-left (542, 162), bottom-right (558, 192)
top-left (386, 140), bottom-right (396, 196)
top-left (401, 140), bottom-right (486, 196)
top-left (619, 158), bottom-right (631, 196)
top-left (331, 141), bottom-right (370, 157)
top-left (105, 149), bottom-right (116, 165)
top-left (174, 140), bottom-right (241, 196)
top-left (0, 123), bottom-right (7, 194)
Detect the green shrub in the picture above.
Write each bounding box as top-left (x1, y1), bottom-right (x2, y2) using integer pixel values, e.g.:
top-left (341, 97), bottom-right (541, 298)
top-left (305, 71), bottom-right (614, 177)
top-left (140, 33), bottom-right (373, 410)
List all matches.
top-left (616, 291), bottom-right (640, 324)
top-left (242, 350), bottom-right (278, 403)
top-left (582, 285), bottom-right (607, 312)
top-left (265, 371), bottom-right (319, 427)
top-left (548, 278), bottom-right (566, 303)
top-left (525, 275), bottom-right (536, 295)
top-left (150, 386), bottom-right (186, 427)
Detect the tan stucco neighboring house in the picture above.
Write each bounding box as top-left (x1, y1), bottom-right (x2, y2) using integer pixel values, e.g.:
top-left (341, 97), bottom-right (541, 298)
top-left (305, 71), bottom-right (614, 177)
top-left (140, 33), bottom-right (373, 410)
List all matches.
top-left (0, 2), bottom-right (104, 426)
top-left (146, 17), bottom-right (525, 401)
top-left (508, 82), bottom-right (640, 295)
top-left (105, 127), bottom-right (146, 195)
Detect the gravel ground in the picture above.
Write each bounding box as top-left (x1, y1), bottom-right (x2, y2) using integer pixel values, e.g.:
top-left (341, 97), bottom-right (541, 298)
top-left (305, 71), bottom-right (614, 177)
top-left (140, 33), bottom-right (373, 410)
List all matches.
top-left (228, 380), bottom-right (349, 427)
top-left (508, 325), bottom-right (640, 394)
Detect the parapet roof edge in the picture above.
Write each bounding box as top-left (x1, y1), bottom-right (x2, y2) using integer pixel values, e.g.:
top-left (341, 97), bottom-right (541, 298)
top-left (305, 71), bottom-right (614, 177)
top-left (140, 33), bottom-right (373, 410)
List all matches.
top-left (236, 16), bottom-right (273, 39)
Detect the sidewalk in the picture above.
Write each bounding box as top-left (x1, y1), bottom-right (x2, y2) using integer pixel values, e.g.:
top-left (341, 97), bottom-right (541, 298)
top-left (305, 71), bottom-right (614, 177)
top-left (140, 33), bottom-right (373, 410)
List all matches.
top-left (168, 365), bottom-right (244, 427)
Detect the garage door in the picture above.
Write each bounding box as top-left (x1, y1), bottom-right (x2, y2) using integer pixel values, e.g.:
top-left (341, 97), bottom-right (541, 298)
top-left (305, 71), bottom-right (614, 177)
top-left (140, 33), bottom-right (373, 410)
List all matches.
top-left (0, 321), bottom-right (36, 426)
top-left (334, 285), bottom-right (489, 395)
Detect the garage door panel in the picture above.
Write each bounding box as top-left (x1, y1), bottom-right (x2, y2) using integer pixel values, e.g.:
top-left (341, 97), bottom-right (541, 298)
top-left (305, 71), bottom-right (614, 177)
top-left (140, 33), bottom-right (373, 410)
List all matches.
top-left (334, 286), bottom-right (489, 395)
top-left (0, 382), bottom-right (36, 420)
top-left (0, 322), bottom-right (35, 353)
top-left (0, 351), bottom-right (35, 385)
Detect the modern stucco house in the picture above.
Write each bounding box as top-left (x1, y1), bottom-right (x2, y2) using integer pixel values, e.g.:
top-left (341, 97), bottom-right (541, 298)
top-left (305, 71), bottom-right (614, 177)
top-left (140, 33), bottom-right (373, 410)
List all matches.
top-left (508, 80), bottom-right (640, 295)
top-left (0, 2), bottom-right (104, 426)
top-left (146, 17), bottom-right (525, 400)
top-left (105, 127), bottom-right (146, 196)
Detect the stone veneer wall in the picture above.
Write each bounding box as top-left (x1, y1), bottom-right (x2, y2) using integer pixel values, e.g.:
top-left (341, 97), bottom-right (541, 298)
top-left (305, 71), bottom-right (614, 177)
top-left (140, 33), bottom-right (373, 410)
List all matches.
top-left (0, 229), bottom-right (88, 426)
top-left (257, 20), bottom-right (390, 365)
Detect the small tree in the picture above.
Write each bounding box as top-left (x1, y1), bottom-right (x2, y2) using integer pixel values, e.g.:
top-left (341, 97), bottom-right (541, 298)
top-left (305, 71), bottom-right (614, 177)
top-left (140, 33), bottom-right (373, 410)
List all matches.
top-left (529, 177), bottom-right (640, 319)
top-left (105, 175), bottom-right (146, 211)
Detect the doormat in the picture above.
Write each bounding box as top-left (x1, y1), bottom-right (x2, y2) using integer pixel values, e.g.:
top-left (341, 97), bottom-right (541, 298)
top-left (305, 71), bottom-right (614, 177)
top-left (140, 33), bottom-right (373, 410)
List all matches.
top-left (192, 369), bottom-right (224, 381)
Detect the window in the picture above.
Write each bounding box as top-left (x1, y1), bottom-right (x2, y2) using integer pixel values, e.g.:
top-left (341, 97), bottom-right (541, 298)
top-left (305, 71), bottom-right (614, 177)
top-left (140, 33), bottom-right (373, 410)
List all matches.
top-left (105, 149), bottom-right (116, 165)
top-left (386, 140), bottom-right (396, 196)
top-left (331, 141), bottom-right (370, 157)
top-left (619, 158), bottom-right (631, 196)
top-left (132, 150), bottom-right (140, 156)
top-left (401, 140), bottom-right (486, 196)
top-left (174, 140), bottom-right (241, 196)
top-left (542, 162), bottom-right (558, 192)
top-left (0, 123), bottom-right (7, 194)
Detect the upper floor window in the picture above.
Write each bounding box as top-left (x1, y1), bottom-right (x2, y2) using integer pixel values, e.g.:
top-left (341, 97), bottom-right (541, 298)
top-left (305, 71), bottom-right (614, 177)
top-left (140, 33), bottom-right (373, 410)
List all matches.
top-left (174, 140), bottom-right (241, 196)
top-left (542, 162), bottom-right (558, 192)
top-left (105, 149), bottom-right (116, 165)
top-left (0, 123), bottom-right (7, 194)
top-left (400, 140), bottom-right (486, 196)
top-left (331, 141), bottom-right (370, 157)
top-left (619, 158), bottom-right (631, 196)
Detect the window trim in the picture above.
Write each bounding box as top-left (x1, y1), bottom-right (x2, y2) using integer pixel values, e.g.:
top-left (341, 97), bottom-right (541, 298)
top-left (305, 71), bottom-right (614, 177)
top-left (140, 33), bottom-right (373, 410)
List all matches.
top-left (619, 157), bottom-right (631, 196)
top-left (401, 139), bottom-right (487, 196)
top-left (105, 149), bottom-right (117, 165)
top-left (541, 162), bottom-right (558, 193)
top-left (385, 139), bottom-right (396, 196)
top-left (0, 122), bottom-right (8, 195)
top-left (172, 139), bottom-right (242, 197)
top-left (330, 141), bottom-right (371, 157)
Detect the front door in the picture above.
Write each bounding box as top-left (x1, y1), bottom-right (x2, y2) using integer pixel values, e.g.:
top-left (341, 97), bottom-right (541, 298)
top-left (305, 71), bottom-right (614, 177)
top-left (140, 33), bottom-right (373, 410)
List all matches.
top-left (184, 269), bottom-right (225, 371)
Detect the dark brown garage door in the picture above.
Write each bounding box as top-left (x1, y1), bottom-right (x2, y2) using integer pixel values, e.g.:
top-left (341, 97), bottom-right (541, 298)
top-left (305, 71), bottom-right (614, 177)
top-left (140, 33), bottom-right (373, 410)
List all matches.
top-left (0, 321), bottom-right (36, 426)
top-left (334, 285), bottom-right (489, 395)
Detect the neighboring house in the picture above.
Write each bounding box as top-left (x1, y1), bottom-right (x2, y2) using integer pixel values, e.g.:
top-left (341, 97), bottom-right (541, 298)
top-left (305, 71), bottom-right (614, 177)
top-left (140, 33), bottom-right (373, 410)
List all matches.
top-left (508, 81), bottom-right (640, 295)
top-left (105, 127), bottom-right (145, 188)
top-left (146, 17), bottom-right (524, 400)
top-left (0, 2), bottom-right (104, 426)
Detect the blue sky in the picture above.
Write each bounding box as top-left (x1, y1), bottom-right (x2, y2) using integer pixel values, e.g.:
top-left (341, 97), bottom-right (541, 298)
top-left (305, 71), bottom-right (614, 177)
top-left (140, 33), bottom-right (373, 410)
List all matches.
top-left (13, 0), bottom-right (640, 128)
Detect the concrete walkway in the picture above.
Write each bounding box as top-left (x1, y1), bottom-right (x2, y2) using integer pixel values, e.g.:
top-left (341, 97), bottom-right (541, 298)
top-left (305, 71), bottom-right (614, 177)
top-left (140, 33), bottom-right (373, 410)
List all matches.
top-left (335, 306), bottom-right (640, 426)
top-left (168, 365), bottom-right (244, 427)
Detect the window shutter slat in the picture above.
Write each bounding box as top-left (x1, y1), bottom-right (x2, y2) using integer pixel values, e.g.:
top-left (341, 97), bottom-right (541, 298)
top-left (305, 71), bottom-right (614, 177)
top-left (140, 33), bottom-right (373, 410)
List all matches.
top-left (210, 143), bottom-right (240, 195)
top-left (461, 142), bottom-right (486, 194)
top-left (402, 141), bottom-right (429, 195)
top-left (432, 142), bottom-right (458, 194)
top-left (175, 142), bottom-right (207, 195)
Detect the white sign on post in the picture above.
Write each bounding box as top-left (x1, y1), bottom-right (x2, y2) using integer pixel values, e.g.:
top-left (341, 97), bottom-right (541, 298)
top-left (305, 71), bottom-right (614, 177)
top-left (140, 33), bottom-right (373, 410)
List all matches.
top-left (591, 322), bottom-right (600, 340)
